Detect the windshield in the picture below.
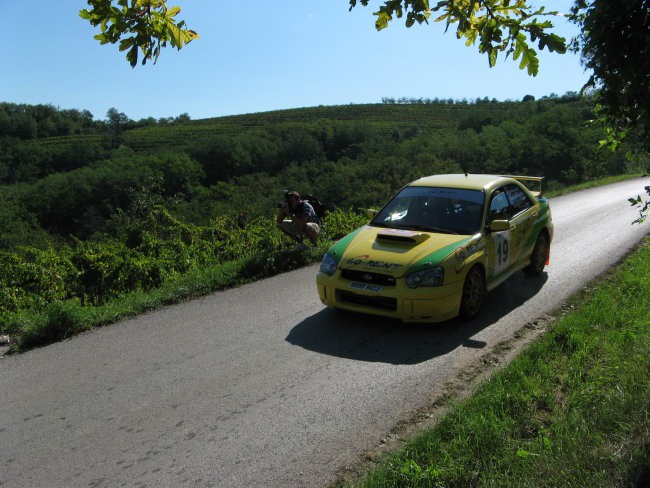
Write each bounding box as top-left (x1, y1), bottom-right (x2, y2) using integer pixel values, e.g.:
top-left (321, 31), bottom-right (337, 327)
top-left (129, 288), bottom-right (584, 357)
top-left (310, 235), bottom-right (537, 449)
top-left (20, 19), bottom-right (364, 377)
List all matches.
top-left (370, 186), bottom-right (484, 235)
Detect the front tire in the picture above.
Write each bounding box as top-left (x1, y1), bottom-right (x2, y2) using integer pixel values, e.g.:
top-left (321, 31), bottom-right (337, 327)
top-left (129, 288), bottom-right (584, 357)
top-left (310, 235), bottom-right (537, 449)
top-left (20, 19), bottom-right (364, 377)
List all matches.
top-left (459, 266), bottom-right (486, 320)
top-left (524, 232), bottom-right (549, 276)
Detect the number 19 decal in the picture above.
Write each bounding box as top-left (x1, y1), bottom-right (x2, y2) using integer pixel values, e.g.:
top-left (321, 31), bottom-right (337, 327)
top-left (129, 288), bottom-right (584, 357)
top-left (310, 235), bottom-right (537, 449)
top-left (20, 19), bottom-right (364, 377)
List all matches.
top-left (493, 231), bottom-right (510, 275)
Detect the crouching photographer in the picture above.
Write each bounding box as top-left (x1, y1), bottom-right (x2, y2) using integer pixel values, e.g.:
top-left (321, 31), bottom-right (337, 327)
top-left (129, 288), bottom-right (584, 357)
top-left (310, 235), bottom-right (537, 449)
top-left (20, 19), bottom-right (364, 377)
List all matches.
top-left (276, 191), bottom-right (321, 247)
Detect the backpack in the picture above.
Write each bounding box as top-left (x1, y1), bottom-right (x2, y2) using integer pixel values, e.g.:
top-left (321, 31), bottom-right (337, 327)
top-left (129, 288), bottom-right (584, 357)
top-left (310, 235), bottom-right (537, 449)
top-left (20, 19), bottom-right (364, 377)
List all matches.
top-left (302, 194), bottom-right (326, 220)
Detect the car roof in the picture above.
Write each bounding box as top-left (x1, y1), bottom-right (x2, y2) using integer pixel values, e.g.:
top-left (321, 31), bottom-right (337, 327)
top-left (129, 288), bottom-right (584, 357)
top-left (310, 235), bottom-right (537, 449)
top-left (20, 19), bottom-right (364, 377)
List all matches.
top-left (408, 174), bottom-right (517, 192)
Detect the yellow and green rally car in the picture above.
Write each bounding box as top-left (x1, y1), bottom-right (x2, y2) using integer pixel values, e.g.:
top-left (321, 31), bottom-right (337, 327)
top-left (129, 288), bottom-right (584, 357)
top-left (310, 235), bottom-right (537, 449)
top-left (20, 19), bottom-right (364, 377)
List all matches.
top-left (317, 174), bottom-right (553, 322)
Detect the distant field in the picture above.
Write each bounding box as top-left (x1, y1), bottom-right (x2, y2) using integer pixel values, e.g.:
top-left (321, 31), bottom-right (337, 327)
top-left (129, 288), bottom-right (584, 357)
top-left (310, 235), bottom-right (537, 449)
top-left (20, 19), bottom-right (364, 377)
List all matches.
top-left (123, 103), bottom-right (486, 149)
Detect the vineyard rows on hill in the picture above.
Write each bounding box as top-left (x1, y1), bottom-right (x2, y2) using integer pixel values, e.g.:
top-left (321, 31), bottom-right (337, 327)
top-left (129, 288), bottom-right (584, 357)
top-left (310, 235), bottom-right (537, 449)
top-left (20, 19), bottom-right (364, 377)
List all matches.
top-left (30, 134), bottom-right (104, 147)
top-left (121, 103), bottom-right (514, 150)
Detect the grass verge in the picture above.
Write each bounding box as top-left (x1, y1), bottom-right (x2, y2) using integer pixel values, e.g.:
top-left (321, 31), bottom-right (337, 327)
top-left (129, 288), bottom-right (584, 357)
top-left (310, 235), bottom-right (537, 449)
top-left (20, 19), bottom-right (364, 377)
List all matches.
top-left (545, 173), bottom-right (648, 198)
top-left (343, 239), bottom-right (650, 488)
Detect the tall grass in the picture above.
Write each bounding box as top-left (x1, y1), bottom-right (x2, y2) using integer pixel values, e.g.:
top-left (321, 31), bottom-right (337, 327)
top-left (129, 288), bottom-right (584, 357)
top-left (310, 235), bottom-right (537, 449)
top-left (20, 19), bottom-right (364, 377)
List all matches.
top-left (347, 240), bottom-right (650, 488)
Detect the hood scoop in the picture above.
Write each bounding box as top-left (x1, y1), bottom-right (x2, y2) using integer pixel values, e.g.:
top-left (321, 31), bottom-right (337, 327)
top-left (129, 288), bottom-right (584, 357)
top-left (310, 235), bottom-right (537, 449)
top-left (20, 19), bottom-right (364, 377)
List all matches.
top-left (376, 229), bottom-right (429, 245)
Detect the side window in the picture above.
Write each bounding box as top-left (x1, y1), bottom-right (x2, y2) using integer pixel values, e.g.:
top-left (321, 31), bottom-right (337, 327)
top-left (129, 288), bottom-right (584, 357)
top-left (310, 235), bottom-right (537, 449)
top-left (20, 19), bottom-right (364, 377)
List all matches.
top-left (489, 190), bottom-right (510, 221)
top-left (505, 184), bottom-right (533, 216)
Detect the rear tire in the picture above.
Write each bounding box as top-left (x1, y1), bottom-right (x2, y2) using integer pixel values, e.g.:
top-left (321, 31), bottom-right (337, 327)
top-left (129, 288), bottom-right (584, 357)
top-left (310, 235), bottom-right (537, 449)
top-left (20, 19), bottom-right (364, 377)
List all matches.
top-left (459, 266), bottom-right (486, 320)
top-left (524, 232), bottom-right (549, 276)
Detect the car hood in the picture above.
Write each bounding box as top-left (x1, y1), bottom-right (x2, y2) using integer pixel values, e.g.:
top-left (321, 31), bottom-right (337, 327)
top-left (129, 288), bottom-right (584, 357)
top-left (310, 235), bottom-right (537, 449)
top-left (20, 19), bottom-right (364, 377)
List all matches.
top-left (332, 226), bottom-right (473, 278)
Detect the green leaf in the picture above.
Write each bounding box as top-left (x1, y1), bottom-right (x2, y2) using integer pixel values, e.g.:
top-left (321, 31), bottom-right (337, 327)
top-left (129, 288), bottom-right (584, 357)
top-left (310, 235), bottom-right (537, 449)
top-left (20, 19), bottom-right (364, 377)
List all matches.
top-left (516, 449), bottom-right (539, 458)
top-left (118, 37), bottom-right (136, 52)
top-left (375, 11), bottom-right (391, 30)
top-left (544, 33), bottom-right (567, 53)
top-left (464, 28), bottom-right (478, 45)
top-left (94, 33), bottom-right (111, 45)
top-left (488, 48), bottom-right (497, 67)
top-left (126, 44), bottom-right (138, 68)
top-left (167, 6), bottom-right (182, 18)
top-left (629, 196), bottom-right (642, 205)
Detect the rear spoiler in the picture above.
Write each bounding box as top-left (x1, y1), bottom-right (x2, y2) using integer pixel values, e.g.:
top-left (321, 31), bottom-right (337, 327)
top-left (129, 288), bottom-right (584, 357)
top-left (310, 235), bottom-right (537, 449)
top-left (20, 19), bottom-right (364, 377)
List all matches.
top-left (501, 175), bottom-right (545, 197)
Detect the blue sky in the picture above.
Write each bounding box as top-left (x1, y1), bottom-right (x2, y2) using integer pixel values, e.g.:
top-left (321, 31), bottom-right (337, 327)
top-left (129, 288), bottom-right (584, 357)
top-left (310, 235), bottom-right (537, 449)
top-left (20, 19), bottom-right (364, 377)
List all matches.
top-left (2, 1), bottom-right (589, 122)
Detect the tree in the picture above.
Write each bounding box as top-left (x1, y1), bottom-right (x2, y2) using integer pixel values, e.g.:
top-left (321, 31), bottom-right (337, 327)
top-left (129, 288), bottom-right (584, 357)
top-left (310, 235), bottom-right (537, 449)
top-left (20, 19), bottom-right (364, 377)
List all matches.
top-left (568, 0), bottom-right (650, 221)
top-left (105, 107), bottom-right (131, 146)
top-left (349, 0), bottom-right (567, 75)
top-left (79, 0), bottom-right (198, 67)
top-left (174, 112), bottom-right (191, 124)
top-left (106, 107), bottom-right (130, 127)
top-left (570, 0), bottom-right (650, 147)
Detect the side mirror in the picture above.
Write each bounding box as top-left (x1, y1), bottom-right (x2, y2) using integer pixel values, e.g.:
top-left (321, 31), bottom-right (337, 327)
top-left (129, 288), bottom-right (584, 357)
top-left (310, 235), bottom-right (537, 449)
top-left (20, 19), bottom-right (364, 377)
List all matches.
top-left (489, 219), bottom-right (510, 232)
top-left (366, 209), bottom-right (378, 219)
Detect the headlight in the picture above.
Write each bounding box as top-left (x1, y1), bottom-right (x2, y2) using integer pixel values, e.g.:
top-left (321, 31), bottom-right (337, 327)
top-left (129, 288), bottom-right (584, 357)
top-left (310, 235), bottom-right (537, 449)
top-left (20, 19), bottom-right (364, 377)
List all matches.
top-left (406, 266), bottom-right (444, 288)
top-left (319, 253), bottom-right (338, 276)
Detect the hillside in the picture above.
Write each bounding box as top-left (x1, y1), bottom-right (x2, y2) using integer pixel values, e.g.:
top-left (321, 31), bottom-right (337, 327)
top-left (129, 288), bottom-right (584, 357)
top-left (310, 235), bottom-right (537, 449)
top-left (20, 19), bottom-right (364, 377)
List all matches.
top-left (21, 101), bottom-right (521, 152)
top-left (120, 102), bottom-right (511, 150)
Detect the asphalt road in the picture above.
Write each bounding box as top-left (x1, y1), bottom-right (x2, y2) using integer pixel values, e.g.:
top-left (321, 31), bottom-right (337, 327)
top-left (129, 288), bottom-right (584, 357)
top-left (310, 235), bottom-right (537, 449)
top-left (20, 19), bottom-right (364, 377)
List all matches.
top-left (1, 178), bottom-right (649, 488)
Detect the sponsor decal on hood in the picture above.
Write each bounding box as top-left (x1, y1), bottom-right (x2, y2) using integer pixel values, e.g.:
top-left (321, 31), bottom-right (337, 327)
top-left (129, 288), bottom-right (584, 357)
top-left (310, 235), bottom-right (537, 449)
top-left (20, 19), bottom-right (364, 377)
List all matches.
top-left (330, 226), bottom-right (474, 277)
top-left (344, 255), bottom-right (403, 270)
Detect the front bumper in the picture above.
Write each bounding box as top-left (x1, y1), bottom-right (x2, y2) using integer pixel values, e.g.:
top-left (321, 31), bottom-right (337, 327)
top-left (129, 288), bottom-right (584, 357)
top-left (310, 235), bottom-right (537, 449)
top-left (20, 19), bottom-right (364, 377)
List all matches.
top-left (316, 271), bottom-right (463, 323)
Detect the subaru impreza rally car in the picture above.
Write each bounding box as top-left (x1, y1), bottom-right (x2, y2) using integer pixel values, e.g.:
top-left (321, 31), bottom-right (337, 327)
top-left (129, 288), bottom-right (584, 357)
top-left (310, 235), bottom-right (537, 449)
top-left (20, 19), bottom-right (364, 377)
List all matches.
top-left (316, 174), bottom-right (553, 322)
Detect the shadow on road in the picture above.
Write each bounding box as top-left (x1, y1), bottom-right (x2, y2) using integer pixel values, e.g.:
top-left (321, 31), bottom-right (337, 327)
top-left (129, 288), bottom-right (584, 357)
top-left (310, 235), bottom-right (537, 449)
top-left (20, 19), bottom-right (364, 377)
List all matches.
top-left (286, 272), bottom-right (548, 365)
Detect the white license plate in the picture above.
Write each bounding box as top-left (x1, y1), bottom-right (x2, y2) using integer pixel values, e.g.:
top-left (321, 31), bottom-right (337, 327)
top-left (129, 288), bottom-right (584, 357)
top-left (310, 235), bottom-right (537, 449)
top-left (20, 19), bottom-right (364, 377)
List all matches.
top-left (349, 282), bottom-right (383, 293)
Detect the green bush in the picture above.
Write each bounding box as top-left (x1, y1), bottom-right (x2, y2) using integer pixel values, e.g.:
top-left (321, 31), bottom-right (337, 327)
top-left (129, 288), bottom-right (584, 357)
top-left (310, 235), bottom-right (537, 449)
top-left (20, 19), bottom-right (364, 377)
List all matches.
top-left (0, 206), bottom-right (369, 341)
